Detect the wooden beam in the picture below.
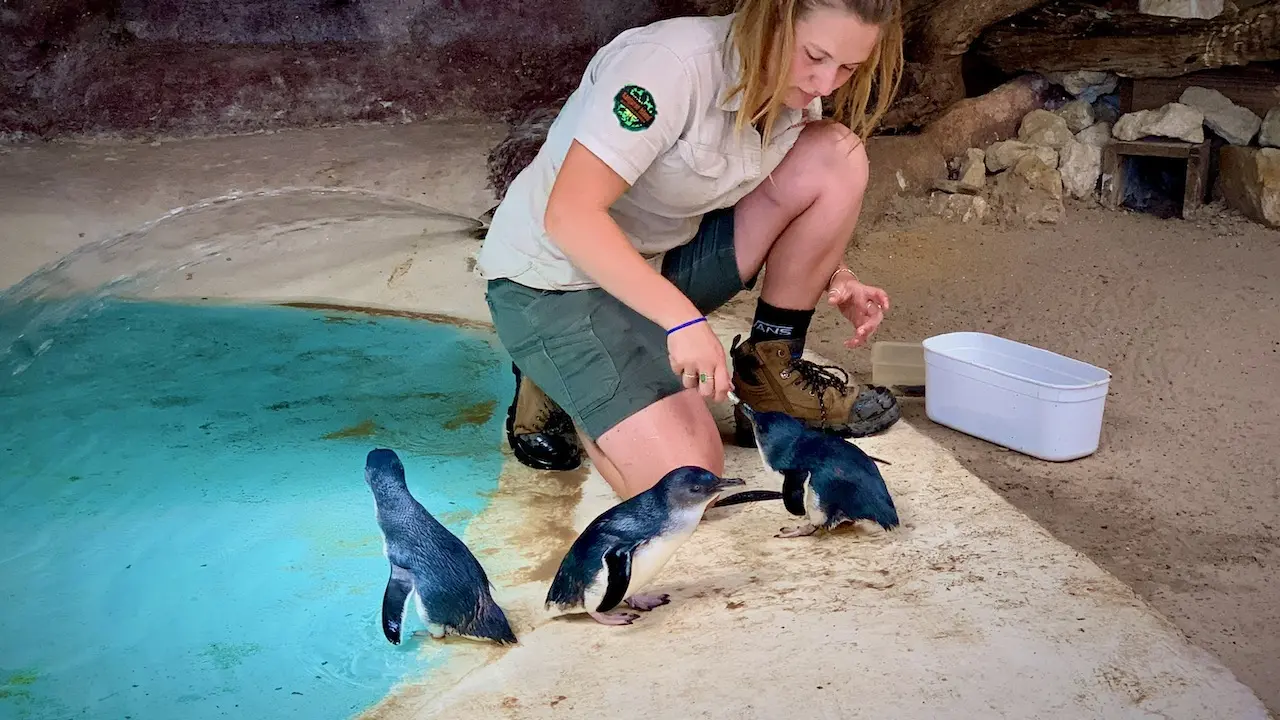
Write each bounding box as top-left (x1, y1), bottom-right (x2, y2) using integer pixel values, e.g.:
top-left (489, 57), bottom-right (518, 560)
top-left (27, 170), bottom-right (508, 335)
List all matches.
top-left (1124, 66), bottom-right (1280, 116)
top-left (974, 0), bottom-right (1280, 78)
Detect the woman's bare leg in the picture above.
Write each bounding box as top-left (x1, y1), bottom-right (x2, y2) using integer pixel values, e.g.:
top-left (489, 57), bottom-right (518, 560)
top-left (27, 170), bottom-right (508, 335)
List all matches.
top-left (586, 390), bottom-right (724, 500)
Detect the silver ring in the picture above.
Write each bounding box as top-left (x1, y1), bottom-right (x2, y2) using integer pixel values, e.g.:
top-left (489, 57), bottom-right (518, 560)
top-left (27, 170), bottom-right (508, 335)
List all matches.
top-left (683, 372), bottom-right (697, 379)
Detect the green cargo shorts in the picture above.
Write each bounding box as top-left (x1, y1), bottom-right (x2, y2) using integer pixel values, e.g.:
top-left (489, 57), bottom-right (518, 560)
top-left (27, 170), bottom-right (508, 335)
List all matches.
top-left (484, 207), bottom-right (757, 441)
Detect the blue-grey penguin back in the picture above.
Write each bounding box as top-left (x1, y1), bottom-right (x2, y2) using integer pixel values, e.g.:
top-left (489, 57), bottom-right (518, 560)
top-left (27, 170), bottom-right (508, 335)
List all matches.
top-left (365, 448), bottom-right (517, 645)
top-left (807, 435), bottom-right (899, 530)
top-left (746, 408), bottom-right (899, 531)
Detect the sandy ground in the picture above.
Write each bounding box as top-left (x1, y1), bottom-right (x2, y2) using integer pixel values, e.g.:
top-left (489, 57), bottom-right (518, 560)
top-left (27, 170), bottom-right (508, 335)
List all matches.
top-left (1, 123), bottom-right (1276, 716)
top-left (718, 197), bottom-right (1280, 713)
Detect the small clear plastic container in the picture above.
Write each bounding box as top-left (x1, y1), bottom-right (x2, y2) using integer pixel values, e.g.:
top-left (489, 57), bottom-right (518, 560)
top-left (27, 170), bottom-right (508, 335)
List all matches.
top-left (871, 340), bottom-right (926, 390)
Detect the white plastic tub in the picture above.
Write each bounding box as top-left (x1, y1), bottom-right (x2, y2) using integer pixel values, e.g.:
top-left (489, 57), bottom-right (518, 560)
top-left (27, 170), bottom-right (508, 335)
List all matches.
top-left (921, 332), bottom-right (1112, 462)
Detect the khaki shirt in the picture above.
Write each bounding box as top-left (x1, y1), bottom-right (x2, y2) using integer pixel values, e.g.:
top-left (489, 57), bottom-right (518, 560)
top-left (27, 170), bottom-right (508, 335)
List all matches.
top-left (474, 13), bottom-right (821, 291)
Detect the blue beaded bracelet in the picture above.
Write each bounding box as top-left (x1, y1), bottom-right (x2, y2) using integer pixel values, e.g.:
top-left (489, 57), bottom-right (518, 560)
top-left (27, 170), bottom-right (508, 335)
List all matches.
top-left (666, 316), bottom-right (707, 335)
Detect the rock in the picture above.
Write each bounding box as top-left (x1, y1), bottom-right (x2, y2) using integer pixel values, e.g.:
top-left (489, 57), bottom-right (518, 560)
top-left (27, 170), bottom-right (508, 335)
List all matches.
top-left (1256, 107), bottom-right (1279, 148)
top-left (929, 192), bottom-right (989, 223)
top-left (1138, 0), bottom-right (1223, 18)
top-left (1057, 100), bottom-right (1095, 133)
top-left (1178, 86), bottom-right (1261, 145)
top-left (921, 75), bottom-right (1055, 161)
top-left (1093, 96), bottom-right (1121, 126)
top-left (1044, 71), bottom-right (1119, 104)
top-left (933, 179), bottom-right (979, 195)
top-left (1216, 147), bottom-right (1280, 228)
top-left (1059, 139), bottom-right (1103, 199)
top-left (959, 148), bottom-right (987, 193)
top-left (986, 140), bottom-right (1059, 172)
top-left (1019, 109), bottom-right (1076, 149)
top-left (1113, 103), bottom-right (1205, 143)
top-left (1076, 121), bottom-right (1113, 147)
top-left (993, 154), bottom-right (1065, 224)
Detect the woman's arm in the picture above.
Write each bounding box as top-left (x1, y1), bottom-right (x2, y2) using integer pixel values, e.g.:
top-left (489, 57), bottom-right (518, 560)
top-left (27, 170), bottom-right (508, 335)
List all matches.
top-left (544, 140), bottom-right (702, 331)
top-left (540, 42), bottom-right (705, 331)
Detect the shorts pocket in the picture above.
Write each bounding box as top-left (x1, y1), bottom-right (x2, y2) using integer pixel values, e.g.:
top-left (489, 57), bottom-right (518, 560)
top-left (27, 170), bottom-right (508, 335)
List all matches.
top-left (487, 285), bottom-right (622, 421)
top-left (538, 311), bottom-right (621, 419)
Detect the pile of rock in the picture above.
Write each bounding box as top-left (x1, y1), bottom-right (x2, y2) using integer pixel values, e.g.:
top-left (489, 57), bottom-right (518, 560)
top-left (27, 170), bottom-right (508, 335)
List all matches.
top-left (926, 70), bottom-right (1280, 229)
top-left (928, 71), bottom-right (1120, 225)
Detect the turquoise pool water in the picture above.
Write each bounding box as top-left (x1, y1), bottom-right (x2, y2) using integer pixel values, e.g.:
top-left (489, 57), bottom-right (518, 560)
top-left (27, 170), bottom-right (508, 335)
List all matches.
top-left (0, 298), bottom-right (510, 720)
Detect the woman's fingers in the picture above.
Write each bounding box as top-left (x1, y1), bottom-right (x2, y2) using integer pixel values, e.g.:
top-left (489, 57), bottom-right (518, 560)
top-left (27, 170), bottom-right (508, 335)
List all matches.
top-left (713, 360), bottom-right (731, 403)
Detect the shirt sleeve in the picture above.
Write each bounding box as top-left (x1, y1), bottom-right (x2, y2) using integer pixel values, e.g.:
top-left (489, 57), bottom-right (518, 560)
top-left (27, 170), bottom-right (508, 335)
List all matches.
top-left (571, 42), bottom-right (694, 186)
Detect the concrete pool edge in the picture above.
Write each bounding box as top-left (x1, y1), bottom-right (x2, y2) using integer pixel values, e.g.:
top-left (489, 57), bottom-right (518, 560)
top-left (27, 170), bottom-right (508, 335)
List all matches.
top-left (346, 313), bottom-right (1274, 720)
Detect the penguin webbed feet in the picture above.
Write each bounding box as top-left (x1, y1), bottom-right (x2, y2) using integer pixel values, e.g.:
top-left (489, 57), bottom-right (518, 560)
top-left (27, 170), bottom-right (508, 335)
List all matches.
top-left (411, 624), bottom-right (447, 641)
top-left (588, 609), bottom-right (641, 626)
top-left (776, 523), bottom-right (818, 539)
top-left (624, 593), bottom-right (671, 611)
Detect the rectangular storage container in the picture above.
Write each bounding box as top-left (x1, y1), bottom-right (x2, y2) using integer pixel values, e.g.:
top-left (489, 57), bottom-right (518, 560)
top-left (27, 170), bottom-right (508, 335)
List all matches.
top-left (921, 331), bottom-right (1112, 462)
top-left (871, 340), bottom-right (926, 389)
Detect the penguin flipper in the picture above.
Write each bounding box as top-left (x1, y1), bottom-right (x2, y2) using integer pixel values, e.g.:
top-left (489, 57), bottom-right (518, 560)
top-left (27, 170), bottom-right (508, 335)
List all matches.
top-left (597, 543), bottom-right (638, 613)
top-left (381, 563), bottom-right (415, 645)
top-left (781, 470), bottom-right (809, 517)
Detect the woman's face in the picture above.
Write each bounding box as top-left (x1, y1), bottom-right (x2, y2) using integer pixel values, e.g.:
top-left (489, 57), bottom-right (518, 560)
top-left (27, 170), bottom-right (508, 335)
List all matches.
top-left (781, 6), bottom-right (882, 110)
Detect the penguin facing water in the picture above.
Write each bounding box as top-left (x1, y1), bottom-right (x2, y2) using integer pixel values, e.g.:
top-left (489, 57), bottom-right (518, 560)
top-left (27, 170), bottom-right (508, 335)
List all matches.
top-left (364, 447), bottom-right (517, 646)
top-left (545, 466), bottom-right (745, 626)
top-left (720, 397), bottom-right (900, 539)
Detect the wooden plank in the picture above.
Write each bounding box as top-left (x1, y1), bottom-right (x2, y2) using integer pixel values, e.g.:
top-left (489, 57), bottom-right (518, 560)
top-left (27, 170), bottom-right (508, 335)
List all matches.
top-left (1111, 139), bottom-right (1200, 158)
top-left (974, 0), bottom-right (1280, 79)
top-left (1183, 141), bottom-right (1211, 216)
top-left (1129, 68), bottom-right (1280, 117)
top-left (1101, 144), bottom-right (1124, 209)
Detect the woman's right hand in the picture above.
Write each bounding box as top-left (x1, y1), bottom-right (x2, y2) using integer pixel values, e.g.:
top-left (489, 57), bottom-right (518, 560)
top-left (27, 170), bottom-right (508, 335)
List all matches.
top-left (667, 318), bottom-right (732, 402)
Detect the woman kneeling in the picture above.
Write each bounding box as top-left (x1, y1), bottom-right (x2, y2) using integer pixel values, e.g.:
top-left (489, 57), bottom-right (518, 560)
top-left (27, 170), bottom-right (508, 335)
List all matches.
top-left (478, 0), bottom-right (905, 499)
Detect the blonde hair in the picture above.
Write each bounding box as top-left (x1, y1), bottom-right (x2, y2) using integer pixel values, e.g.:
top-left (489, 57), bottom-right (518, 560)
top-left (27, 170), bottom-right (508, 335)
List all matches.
top-left (725, 0), bottom-right (904, 144)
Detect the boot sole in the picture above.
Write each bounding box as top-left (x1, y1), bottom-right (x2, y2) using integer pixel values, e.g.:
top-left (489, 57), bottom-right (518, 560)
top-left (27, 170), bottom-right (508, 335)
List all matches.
top-left (505, 364), bottom-right (583, 472)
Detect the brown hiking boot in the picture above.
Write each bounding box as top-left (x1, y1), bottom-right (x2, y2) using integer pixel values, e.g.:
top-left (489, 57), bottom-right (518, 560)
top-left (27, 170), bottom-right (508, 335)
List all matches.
top-left (505, 363), bottom-right (583, 471)
top-left (729, 334), bottom-right (900, 447)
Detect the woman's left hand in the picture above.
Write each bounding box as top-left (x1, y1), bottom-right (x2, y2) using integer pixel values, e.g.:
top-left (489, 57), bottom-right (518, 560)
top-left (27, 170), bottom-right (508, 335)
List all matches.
top-left (827, 271), bottom-right (890, 349)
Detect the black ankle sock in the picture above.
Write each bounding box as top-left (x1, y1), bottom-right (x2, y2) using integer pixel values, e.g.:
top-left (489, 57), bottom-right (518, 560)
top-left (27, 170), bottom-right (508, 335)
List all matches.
top-left (749, 299), bottom-right (814, 357)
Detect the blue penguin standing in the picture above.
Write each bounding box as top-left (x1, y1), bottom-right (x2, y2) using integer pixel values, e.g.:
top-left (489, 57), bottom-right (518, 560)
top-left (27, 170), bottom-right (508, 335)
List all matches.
top-left (364, 447), bottom-right (518, 645)
top-left (545, 466), bottom-right (745, 626)
top-left (718, 395), bottom-right (900, 539)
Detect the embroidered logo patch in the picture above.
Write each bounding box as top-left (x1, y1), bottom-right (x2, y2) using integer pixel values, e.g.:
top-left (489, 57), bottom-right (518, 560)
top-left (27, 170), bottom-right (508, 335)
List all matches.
top-left (612, 85), bottom-right (657, 131)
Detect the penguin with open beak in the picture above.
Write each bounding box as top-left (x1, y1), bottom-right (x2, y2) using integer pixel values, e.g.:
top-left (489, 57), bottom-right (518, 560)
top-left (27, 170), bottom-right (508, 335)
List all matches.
top-left (545, 465), bottom-right (746, 626)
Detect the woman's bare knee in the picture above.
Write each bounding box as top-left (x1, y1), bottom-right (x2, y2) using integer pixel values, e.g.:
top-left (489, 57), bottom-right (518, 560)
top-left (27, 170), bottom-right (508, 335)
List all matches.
top-left (595, 389), bottom-right (724, 499)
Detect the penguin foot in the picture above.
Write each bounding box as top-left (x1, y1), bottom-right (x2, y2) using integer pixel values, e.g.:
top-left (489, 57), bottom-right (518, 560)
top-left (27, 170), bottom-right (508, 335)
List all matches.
top-left (624, 593), bottom-right (671, 611)
top-left (412, 623), bottom-right (447, 640)
top-left (777, 523), bottom-right (818, 538)
top-left (588, 609), bottom-right (641, 626)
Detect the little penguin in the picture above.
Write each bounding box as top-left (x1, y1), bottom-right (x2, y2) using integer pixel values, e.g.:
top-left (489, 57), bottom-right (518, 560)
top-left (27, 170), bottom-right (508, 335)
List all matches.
top-left (545, 465), bottom-right (745, 626)
top-left (364, 447), bottom-right (517, 646)
top-left (719, 396), bottom-right (900, 539)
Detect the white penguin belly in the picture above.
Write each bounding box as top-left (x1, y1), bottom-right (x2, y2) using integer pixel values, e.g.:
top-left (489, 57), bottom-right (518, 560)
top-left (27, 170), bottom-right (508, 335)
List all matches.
top-left (584, 508), bottom-right (703, 610)
top-left (804, 480), bottom-right (827, 527)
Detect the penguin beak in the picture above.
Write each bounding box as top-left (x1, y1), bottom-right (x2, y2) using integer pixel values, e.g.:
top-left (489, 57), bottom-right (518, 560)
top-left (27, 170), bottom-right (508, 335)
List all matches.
top-left (713, 477), bottom-right (747, 491)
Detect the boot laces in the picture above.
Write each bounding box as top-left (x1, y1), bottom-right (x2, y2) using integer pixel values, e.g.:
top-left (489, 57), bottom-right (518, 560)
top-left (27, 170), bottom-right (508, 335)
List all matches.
top-left (789, 357), bottom-right (850, 397)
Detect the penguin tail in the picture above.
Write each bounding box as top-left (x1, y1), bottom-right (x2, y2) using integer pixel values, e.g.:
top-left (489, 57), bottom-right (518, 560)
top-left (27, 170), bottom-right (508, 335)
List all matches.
top-left (872, 503), bottom-right (901, 531)
top-left (469, 598), bottom-right (519, 645)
